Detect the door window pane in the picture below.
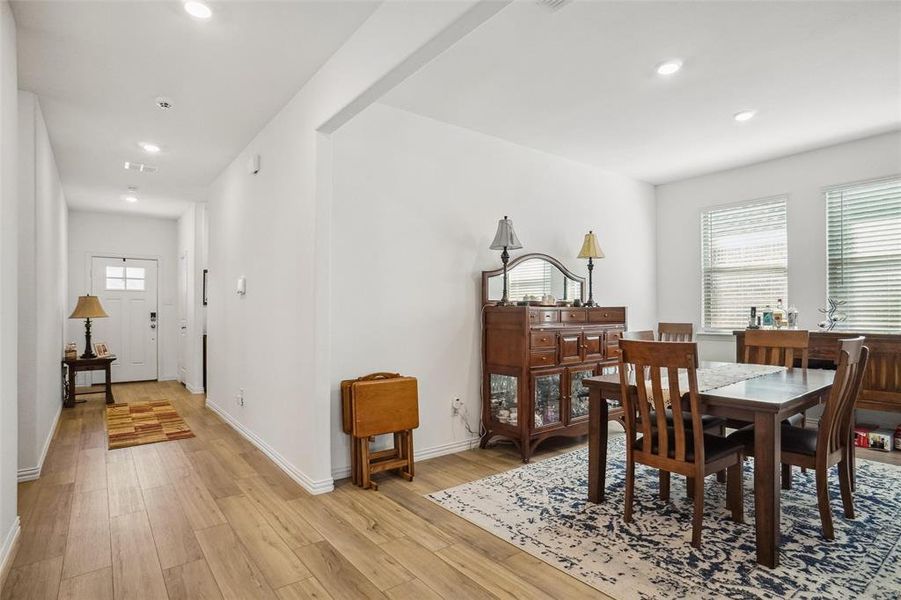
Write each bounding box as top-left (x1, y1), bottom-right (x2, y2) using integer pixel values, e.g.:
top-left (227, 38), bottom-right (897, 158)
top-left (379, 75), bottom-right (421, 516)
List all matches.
top-left (106, 277), bottom-right (125, 290)
top-left (126, 267), bottom-right (145, 279)
top-left (534, 373), bottom-right (561, 428)
top-left (106, 266), bottom-right (124, 278)
top-left (126, 278), bottom-right (145, 291)
top-left (489, 374), bottom-right (518, 426)
top-left (569, 369), bottom-right (593, 419)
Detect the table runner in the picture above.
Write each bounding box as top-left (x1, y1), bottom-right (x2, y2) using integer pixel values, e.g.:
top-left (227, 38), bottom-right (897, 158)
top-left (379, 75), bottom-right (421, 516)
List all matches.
top-left (632, 363), bottom-right (785, 406)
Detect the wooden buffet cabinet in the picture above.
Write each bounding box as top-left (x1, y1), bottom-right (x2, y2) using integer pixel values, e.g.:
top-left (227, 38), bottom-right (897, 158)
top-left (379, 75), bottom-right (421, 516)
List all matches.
top-left (734, 329), bottom-right (901, 413)
top-left (481, 302), bottom-right (627, 461)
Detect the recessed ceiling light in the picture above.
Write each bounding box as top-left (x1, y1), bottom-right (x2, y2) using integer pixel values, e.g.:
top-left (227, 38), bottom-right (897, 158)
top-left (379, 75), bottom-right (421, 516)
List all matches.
top-left (656, 60), bottom-right (682, 76)
top-left (139, 142), bottom-right (160, 154)
top-left (155, 97), bottom-right (173, 110)
top-left (733, 109), bottom-right (757, 122)
top-left (124, 195), bottom-right (138, 203)
top-left (184, 1), bottom-right (212, 19)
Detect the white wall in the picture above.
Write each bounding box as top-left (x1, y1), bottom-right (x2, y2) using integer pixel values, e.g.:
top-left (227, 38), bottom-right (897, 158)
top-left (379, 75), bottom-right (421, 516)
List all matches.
top-left (176, 203), bottom-right (207, 393)
top-left (329, 103), bottom-right (657, 475)
top-left (17, 91), bottom-right (67, 480)
top-left (67, 211), bottom-right (178, 381)
top-left (0, 0), bottom-right (18, 578)
top-left (657, 131), bottom-right (901, 426)
top-left (205, 0), bottom-right (507, 494)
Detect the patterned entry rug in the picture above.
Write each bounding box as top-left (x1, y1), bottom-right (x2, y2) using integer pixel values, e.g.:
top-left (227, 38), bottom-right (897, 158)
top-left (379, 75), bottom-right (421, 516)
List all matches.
top-left (106, 400), bottom-right (195, 450)
top-left (429, 437), bottom-right (901, 599)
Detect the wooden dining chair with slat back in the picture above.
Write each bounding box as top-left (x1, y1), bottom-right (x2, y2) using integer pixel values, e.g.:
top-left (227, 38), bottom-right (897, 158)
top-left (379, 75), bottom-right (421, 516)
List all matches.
top-left (729, 337), bottom-right (868, 539)
top-left (743, 329), bottom-right (810, 369)
top-left (618, 339), bottom-right (745, 548)
top-left (658, 322), bottom-right (693, 342)
top-left (623, 330), bottom-right (656, 341)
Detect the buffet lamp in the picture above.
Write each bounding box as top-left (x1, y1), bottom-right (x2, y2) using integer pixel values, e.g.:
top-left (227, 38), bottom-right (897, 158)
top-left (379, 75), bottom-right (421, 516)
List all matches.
top-left (489, 216), bottom-right (523, 306)
top-left (68, 295), bottom-right (108, 359)
top-left (577, 230), bottom-right (604, 307)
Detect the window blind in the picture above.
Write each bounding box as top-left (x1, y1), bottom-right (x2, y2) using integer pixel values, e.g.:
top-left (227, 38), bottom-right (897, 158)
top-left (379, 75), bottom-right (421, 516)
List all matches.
top-left (826, 177), bottom-right (901, 333)
top-left (509, 260), bottom-right (553, 299)
top-left (701, 197), bottom-right (788, 330)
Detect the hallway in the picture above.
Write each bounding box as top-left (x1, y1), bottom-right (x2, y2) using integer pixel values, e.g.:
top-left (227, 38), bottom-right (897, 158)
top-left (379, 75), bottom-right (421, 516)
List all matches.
top-left (2, 382), bottom-right (602, 600)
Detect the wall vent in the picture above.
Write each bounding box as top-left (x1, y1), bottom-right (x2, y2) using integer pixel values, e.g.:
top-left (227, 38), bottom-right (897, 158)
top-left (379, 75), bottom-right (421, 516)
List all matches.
top-left (123, 161), bottom-right (158, 174)
top-left (537, 0), bottom-right (571, 11)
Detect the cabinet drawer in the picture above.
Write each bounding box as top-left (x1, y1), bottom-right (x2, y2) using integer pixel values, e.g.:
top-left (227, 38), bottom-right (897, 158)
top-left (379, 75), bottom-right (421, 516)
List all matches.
top-left (530, 310), bottom-right (559, 324)
top-left (530, 350), bottom-right (557, 368)
top-left (530, 331), bottom-right (556, 349)
top-left (605, 328), bottom-right (625, 358)
top-left (560, 309), bottom-right (586, 323)
top-left (588, 307), bottom-right (626, 323)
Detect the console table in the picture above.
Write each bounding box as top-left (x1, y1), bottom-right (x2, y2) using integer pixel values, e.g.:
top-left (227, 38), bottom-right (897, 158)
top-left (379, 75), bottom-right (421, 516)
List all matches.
top-left (734, 329), bottom-right (901, 413)
top-left (62, 356), bottom-right (116, 408)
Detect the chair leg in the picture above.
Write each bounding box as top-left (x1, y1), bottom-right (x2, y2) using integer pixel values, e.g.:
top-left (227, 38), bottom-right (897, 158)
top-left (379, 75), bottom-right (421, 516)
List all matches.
top-left (659, 470), bottom-right (670, 501)
top-left (816, 466), bottom-right (834, 540)
top-left (624, 458), bottom-right (635, 523)
top-left (716, 425), bottom-right (727, 483)
top-left (781, 463), bottom-right (792, 490)
top-left (848, 443), bottom-right (856, 493)
top-left (361, 437), bottom-right (372, 490)
top-left (800, 412), bottom-right (807, 474)
top-left (838, 458), bottom-right (854, 519)
top-left (686, 477), bottom-right (695, 499)
top-left (727, 460), bottom-right (744, 523)
top-left (691, 475), bottom-right (705, 548)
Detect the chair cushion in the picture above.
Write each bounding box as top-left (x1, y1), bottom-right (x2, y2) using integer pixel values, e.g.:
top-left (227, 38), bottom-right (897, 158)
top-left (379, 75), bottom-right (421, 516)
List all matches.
top-left (726, 423), bottom-right (818, 456)
top-left (640, 411), bottom-right (727, 431)
top-left (633, 429), bottom-right (744, 463)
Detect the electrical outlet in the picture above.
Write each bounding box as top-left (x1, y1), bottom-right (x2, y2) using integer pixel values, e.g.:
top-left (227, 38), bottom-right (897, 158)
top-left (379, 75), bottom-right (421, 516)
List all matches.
top-left (451, 397), bottom-right (464, 415)
top-left (236, 388), bottom-right (245, 407)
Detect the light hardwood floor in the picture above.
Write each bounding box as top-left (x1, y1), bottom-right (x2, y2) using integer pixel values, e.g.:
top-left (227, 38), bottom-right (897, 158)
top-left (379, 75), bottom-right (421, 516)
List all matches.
top-left (1, 381), bottom-right (607, 600)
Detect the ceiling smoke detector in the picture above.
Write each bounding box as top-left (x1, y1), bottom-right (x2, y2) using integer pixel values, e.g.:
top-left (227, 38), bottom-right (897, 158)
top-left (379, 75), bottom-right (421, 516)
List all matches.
top-left (155, 97), bottom-right (173, 110)
top-left (124, 161), bottom-right (158, 174)
top-left (537, 0), bottom-right (572, 11)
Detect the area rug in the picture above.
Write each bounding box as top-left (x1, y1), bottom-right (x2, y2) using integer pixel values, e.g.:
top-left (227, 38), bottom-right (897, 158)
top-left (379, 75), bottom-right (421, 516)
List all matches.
top-left (428, 437), bottom-right (901, 599)
top-left (106, 400), bottom-right (195, 449)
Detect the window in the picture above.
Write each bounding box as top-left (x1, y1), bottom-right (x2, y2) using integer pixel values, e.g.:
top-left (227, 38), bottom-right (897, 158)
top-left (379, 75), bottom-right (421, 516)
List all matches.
top-left (701, 197), bottom-right (788, 330)
top-left (508, 259), bottom-right (553, 299)
top-left (106, 265), bottom-right (145, 291)
top-left (826, 177), bottom-right (901, 332)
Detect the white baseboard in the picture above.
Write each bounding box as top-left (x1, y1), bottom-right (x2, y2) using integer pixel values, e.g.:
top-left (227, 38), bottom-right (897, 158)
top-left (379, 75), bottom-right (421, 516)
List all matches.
top-left (205, 397), bottom-right (334, 495)
top-left (0, 517), bottom-right (21, 590)
top-left (158, 376), bottom-right (177, 382)
top-left (331, 435), bottom-right (479, 481)
top-left (185, 383), bottom-right (205, 394)
top-left (17, 402), bottom-right (62, 482)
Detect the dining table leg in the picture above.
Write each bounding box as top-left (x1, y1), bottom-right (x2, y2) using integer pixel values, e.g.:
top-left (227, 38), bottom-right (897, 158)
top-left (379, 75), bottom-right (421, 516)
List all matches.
top-left (754, 412), bottom-right (782, 568)
top-left (588, 387), bottom-right (609, 503)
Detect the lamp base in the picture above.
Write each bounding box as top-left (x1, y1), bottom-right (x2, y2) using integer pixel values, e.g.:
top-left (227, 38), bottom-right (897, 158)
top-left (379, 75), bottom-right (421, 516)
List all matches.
top-left (583, 300), bottom-right (597, 307)
top-left (80, 351), bottom-right (97, 360)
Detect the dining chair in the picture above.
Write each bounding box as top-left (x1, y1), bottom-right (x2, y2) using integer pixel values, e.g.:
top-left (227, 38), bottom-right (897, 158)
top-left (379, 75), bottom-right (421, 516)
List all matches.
top-left (658, 322), bottom-right (693, 342)
top-left (728, 337), bottom-right (868, 540)
top-left (623, 330), bottom-right (655, 341)
top-left (618, 339), bottom-right (744, 548)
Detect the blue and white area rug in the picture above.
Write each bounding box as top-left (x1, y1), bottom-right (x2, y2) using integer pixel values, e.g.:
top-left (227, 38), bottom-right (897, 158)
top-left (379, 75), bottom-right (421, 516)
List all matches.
top-left (428, 437), bottom-right (901, 599)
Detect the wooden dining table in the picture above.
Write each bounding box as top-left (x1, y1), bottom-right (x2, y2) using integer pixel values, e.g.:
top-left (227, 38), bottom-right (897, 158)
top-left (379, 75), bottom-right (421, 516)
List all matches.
top-left (584, 363), bottom-right (834, 568)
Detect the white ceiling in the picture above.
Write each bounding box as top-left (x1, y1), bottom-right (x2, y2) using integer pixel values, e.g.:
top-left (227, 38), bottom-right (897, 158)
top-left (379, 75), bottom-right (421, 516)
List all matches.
top-left (13, 0), bottom-right (378, 218)
top-left (382, 1), bottom-right (901, 184)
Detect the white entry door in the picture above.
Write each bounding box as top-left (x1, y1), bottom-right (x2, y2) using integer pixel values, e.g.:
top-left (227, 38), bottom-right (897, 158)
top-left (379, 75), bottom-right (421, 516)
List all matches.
top-left (91, 257), bottom-right (159, 382)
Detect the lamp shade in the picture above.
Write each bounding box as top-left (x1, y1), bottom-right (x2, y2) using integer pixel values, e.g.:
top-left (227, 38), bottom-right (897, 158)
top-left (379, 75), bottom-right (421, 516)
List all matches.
top-left (577, 231), bottom-right (605, 259)
top-left (489, 216), bottom-right (523, 250)
top-left (69, 295), bottom-right (108, 319)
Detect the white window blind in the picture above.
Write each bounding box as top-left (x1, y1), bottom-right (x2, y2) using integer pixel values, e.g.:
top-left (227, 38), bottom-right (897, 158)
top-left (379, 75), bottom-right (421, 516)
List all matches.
top-left (509, 259), bottom-right (553, 299)
top-left (826, 177), bottom-right (901, 332)
top-left (701, 197), bottom-right (788, 330)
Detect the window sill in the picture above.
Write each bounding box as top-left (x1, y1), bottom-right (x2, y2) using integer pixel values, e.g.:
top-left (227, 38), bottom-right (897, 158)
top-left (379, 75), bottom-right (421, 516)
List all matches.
top-left (696, 331), bottom-right (736, 339)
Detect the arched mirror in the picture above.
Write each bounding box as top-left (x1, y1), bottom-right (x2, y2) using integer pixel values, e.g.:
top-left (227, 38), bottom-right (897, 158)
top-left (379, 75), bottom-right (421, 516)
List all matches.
top-left (482, 253), bottom-right (585, 305)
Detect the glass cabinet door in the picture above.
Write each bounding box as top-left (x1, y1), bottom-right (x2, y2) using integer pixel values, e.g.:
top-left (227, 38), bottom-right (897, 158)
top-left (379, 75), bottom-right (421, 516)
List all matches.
top-left (568, 368), bottom-right (594, 420)
top-left (533, 371), bottom-right (562, 429)
top-left (489, 374), bottom-right (519, 427)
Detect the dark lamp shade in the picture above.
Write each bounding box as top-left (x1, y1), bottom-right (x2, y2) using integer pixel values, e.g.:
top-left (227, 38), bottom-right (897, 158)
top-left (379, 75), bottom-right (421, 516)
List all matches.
top-left (489, 216), bottom-right (523, 250)
top-left (69, 295), bottom-right (108, 319)
top-left (577, 231), bottom-right (605, 259)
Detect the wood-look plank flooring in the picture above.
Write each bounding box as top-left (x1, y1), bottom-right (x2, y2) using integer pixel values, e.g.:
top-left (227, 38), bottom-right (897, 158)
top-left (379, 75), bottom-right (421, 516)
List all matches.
top-left (3, 380), bottom-right (898, 599)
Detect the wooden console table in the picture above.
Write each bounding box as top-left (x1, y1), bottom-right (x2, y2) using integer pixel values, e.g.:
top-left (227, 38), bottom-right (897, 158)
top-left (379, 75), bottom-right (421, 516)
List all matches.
top-left (734, 329), bottom-right (901, 413)
top-left (62, 356), bottom-right (116, 408)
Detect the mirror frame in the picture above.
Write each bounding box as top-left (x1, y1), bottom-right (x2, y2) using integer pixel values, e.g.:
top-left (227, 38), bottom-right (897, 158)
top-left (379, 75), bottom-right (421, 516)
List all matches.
top-left (481, 252), bottom-right (586, 305)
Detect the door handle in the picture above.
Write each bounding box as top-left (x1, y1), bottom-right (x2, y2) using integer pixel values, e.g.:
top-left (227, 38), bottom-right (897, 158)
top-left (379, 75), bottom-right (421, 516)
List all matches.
top-left (150, 311), bottom-right (158, 329)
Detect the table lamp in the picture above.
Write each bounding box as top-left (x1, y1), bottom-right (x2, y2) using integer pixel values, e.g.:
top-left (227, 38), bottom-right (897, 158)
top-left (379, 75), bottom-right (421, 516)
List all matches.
top-left (489, 216), bottom-right (523, 305)
top-left (69, 295), bottom-right (108, 359)
top-left (577, 230), bottom-right (604, 307)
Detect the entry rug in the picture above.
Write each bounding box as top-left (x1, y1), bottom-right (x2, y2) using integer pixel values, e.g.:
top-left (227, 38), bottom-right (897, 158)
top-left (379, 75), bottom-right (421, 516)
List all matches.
top-left (428, 438), bottom-right (901, 599)
top-left (106, 400), bottom-right (195, 450)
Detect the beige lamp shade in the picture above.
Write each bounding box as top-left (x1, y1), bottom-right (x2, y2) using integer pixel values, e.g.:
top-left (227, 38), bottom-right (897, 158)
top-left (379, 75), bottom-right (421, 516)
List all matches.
top-left (489, 216), bottom-right (523, 250)
top-left (69, 295), bottom-right (108, 319)
top-left (577, 231), bottom-right (605, 259)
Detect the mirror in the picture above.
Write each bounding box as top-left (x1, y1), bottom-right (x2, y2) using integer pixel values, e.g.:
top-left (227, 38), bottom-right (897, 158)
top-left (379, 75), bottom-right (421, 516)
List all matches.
top-left (483, 253), bottom-right (585, 305)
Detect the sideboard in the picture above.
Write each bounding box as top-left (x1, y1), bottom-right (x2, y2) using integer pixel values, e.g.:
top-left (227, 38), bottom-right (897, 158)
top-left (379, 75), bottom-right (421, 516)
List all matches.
top-left (482, 305), bottom-right (627, 461)
top-left (734, 329), bottom-right (901, 413)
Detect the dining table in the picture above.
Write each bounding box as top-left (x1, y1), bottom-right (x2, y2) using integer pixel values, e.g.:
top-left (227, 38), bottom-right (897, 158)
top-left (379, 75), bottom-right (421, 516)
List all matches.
top-left (584, 362), bottom-right (835, 568)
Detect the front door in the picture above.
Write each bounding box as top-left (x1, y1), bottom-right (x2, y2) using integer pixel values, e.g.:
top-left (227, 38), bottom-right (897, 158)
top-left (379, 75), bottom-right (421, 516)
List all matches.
top-left (91, 256), bottom-right (159, 382)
